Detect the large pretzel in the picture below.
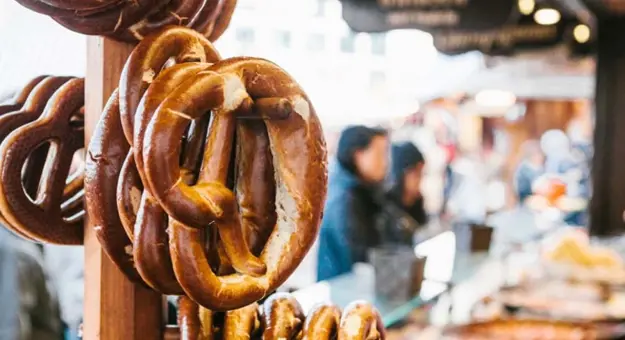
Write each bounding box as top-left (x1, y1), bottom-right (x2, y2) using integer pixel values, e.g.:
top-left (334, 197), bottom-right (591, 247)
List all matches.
top-left (146, 57), bottom-right (327, 310)
top-left (13, 0), bottom-right (236, 42)
top-left (0, 78), bottom-right (85, 244)
top-left (117, 30), bottom-right (276, 285)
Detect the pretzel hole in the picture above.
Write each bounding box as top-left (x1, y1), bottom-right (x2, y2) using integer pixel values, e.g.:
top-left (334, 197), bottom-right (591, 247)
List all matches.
top-left (32, 140), bottom-right (61, 206)
top-left (21, 141), bottom-right (52, 202)
top-left (179, 114), bottom-right (211, 185)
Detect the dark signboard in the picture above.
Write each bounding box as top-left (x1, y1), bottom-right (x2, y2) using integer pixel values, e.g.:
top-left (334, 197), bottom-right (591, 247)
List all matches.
top-left (432, 17), bottom-right (570, 55)
top-left (340, 0), bottom-right (516, 32)
top-left (340, 0), bottom-right (592, 56)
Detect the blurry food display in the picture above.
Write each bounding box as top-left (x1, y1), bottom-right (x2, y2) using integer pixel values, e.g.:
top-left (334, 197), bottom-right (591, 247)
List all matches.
top-left (441, 319), bottom-right (597, 340)
top-left (497, 281), bottom-right (625, 322)
top-left (543, 234), bottom-right (625, 285)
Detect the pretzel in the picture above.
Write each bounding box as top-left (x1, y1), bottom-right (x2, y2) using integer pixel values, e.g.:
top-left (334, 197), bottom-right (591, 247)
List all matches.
top-left (0, 77), bottom-right (77, 200)
top-left (0, 78), bottom-right (85, 244)
top-left (0, 76), bottom-right (74, 238)
top-left (222, 302), bottom-right (260, 339)
top-left (14, 0), bottom-right (236, 42)
top-left (178, 295), bottom-right (215, 340)
top-left (178, 296), bottom-right (260, 340)
top-left (338, 302), bottom-right (385, 340)
top-left (85, 91), bottom-right (141, 281)
top-left (302, 304), bottom-right (342, 340)
top-left (87, 26), bottom-right (221, 285)
top-left (260, 293), bottom-right (305, 340)
top-left (150, 57), bottom-right (327, 310)
top-left (0, 76), bottom-right (48, 115)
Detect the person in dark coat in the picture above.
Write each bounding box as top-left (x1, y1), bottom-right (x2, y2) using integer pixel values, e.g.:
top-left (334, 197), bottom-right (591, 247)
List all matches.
top-left (316, 126), bottom-right (389, 281)
top-left (377, 142), bottom-right (428, 246)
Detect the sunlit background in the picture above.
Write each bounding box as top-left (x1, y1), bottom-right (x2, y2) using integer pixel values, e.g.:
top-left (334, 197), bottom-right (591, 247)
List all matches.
top-left (0, 0), bottom-right (483, 129)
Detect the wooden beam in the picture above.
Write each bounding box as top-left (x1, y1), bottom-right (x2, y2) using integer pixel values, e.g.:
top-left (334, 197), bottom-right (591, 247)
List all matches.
top-left (83, 36), bottom-right (165, 340)
top-left (590, 17), bottom-right (625, 236)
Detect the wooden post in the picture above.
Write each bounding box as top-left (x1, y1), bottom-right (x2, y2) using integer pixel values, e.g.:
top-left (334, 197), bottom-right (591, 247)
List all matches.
top-left (83, 36), bottom-right (165, 340)
top-left (590, 17), bottom-right (625, 236)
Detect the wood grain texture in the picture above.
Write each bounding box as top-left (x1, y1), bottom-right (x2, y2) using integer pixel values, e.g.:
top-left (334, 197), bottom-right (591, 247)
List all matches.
top-left (84, 36), bottom-right (165, 340)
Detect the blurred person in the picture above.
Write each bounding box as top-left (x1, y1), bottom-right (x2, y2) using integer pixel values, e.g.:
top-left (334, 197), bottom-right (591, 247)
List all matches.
top-left (0, 228), bottom-right (19, 340)
top-left (1, 228), bottom-right (63, 340)
top-left (513, 140), bottom-right (545, 204)
top-left (13, 237), bottom-right (63, 340)
top-left (376, 142), bottom-right (428, 246)
top-left (317, 126), bottom-right (389, 281)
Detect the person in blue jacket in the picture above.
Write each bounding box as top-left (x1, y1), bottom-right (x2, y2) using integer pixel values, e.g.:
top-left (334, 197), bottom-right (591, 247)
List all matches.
top-left (317, 126), bottom-right (389, 281)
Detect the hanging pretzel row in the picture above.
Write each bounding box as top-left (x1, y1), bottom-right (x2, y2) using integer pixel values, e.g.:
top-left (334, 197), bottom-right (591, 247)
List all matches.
top-left (85, 25), bottom-right (328, 310)
top-left (0, 76), bottom-right (86, 244)
top-left (13, 0), bottom-right (237, 42)
top-left (177, 293), bottom-right (386, 340)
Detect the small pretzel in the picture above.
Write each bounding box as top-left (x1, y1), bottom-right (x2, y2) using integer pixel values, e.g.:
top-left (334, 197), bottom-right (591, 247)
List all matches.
top-left (0, 78), bottom-right (85, 244)
top-left (0, 76), bottom-right (74, 239)
top-left (222, 302), bottom-right (260, 339)
top-left (338, 302), bottom-right (385, 340)
top-left (151, 58), bottom-right (327, 310)
top-left (178, 295), bottom-right (215, 340)
top-left (302, 304), bottom-right (341, 340)
top-left (178, 296), bottom-right (259, 340)
top-left (260, 293), bottom-right (305, 340)
top-left (0, 76), bottom-right (48, 115)
top-left (85, 91), bottom-right (141, 281)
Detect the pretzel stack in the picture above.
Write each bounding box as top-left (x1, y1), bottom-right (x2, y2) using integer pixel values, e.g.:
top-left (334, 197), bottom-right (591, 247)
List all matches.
top-left (14, 0), bottom-right (236, 42)
top-left (0, 76), bottom-right (86, 245)
top-left (178, 293), bottom-right (386, 340)
top-left (84, 24), bottom-right (326, 307)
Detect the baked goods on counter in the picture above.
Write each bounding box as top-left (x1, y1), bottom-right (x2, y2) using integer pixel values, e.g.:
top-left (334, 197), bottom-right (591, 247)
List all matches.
top-left (13, 0), bottom-right (236, 42)
top-left (442, 319), bottom-right (597, 340)
top-left (497, 281), bottom-right (625, 322)
top-left (176, 293), bottom-right (385, 340)
top-left (543, 233), bottom-right (625, 285)
top-left (85, 25), bottom-right (328, 310)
